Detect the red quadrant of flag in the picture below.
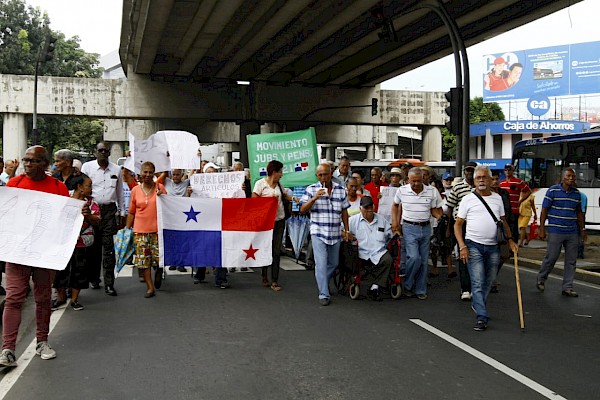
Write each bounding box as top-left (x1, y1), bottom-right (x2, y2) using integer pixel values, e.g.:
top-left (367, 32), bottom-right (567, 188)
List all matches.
top-left (221, 197), bottom-right (277, 231)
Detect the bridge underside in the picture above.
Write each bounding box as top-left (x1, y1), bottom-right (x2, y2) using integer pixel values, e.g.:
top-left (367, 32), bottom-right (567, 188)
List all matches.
top-left (121, 0), bottom-right (579, 87)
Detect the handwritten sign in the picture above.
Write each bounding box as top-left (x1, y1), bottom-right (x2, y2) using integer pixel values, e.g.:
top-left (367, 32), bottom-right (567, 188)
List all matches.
top-left (0, 187), bottom-right (84, 270)
top-left (190, 171), bottom-right (246, 198)
top-left (161, 130), bottom-right (202, 170)
top-left (128, 132), bottom-right (170, 174)
top-left (378, 186), bottom-right (399, 223)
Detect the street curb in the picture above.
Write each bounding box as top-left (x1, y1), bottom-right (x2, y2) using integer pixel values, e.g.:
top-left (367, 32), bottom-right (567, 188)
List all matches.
top-left (517, 257), bottom-right (600, 286)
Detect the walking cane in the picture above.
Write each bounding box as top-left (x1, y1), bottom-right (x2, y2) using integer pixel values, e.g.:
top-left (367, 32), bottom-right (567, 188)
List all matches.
top-left (513, 250), bottom-right (525, 332)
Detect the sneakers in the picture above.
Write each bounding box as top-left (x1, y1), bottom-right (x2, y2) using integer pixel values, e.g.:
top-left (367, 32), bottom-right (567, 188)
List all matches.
top-left (177, 267), bottom-right (187, 272)
top-left (51, 299), bottom-right (67, 311)
top-left (460, 291), bottom-right (472, 301)
top-left (0, 349), bottom-right (17, 367)
top-left (319, 298), bottom-right (331, 306)
top-left (216, 281), bottom-right (230, 289)
top-left (70, 301), bottom-right (84, 311)
top-left (562, 289), bottom-right (579, 297)
top-left (416, 293), bottom-right (428, 300)
top-left (35, 341), bottom-right (56, 360)
top-left (473, 320), bottom-right (487, 331)
top-left (536, 282), bottom-right (545, 292)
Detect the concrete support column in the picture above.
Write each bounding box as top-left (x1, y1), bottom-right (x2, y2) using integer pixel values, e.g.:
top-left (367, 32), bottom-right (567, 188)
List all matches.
top-left (366, 144), bottom-right (382, 159)
top-left (469, 137), bottom-right (477, 160)
top-left (502, 134), bottom-right (513, 158)
top-left (484, 129), bottom-right (494, 158)
top-left (109, 142), bottom-right (124, 160)
top-left (2, 113), bottom-right (28, 160)
top-left (223, 152), bottom-right (233, 168)
top-left (324, 146), bottom-right (335, 161)
top-left (238, 121), bottom-right (261, 167)
top-left (421, 126), bottom-right (441, 161)
top-left (384, 145), bottom-right (395, 159)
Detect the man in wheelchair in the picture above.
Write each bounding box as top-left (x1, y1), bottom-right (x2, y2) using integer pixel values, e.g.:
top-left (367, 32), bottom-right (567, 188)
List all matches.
top-left (348, 196), bottom-right (393, 301)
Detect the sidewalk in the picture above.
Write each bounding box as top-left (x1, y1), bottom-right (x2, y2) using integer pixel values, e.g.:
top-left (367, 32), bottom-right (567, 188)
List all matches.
top-left (513, 238), bottom-right (600, 285)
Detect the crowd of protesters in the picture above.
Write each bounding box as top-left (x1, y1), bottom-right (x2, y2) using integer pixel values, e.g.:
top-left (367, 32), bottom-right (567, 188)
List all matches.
top-left (0, 144), bottom-right (589, 366)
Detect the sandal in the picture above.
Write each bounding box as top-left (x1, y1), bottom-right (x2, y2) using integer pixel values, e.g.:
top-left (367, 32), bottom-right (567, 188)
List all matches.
top-left (271, 282), bottom-right (282, 292)
top-left (262, 277), bottom-right (270, 287)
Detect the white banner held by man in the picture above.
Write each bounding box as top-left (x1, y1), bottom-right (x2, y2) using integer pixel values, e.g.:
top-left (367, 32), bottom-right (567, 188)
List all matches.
top-left (0, 187), bottom-right (84, 270)
top-left (161, 130), bottom-right (202, 170)
top-left (190, 171), bottom-right (246, 198)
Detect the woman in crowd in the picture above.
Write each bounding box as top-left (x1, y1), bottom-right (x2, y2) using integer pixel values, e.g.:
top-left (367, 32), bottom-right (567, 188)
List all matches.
top-left (52, 174), bottom-right (100, 311)
top-left (252, 160), bottom-right (297, 291)
top-left (125, 161), bottom-right (167, 298)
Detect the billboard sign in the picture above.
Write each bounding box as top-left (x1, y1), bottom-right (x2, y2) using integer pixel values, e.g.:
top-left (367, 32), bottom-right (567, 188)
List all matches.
top-left (470, 120), bottom-right (590, 136)
top-left (483, 41), bottom-right (600, 102)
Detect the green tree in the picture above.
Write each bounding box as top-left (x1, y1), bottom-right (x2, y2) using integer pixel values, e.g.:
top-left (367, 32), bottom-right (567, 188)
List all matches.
top-left (442, 96), bottom-right (505, 160)
top-left (0, 0), bottom-right (104, 156)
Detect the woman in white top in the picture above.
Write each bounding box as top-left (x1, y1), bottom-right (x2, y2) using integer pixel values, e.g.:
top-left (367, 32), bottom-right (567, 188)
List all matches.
top-left (252, 160), bottom-right (297, 291)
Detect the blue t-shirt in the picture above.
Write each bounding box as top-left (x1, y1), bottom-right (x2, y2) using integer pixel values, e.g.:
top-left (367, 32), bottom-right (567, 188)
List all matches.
top-left (542, 184), bottom-right (581, 234)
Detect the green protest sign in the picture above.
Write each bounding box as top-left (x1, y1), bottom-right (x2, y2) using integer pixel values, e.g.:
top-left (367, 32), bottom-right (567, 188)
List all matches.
top-left (247, 128), bottom-right (319, 188)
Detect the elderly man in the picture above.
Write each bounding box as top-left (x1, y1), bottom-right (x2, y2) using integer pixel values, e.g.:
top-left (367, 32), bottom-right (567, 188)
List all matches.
top-left (0, 146), bottom-right (70, 366)
top-left (81, 142), bottom-right (126, 295)
top-left (536, 168), bottom-right (586, 297)
top-left (446, 161), bottom-right (477, 300)
top-left (348, 196), bottom-right (393, 301)
top-left (0, 158), bottom-right (19, 185)
top-left (300, 163), bottom-right (350, 306)
top-left (53, 149), bottom-right (78, 190)
top-left (351, 170), bottom-right (371, 197)
top-left (391, 167), bottom-right (442, 300)
top-left (333, 156), bottom-right (351, 186)
top-left (454, 165), bottom-right (518, 331)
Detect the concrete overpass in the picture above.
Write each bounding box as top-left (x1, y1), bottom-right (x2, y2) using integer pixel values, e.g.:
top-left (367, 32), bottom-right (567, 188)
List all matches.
top-left (1, 0), bottom-right (580, 163)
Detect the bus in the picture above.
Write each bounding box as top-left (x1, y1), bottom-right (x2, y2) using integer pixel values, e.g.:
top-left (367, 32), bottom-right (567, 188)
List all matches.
top-left (425, 161), bottom-right (456, 179)
top-left (512, 128), bottom-right (600, 230)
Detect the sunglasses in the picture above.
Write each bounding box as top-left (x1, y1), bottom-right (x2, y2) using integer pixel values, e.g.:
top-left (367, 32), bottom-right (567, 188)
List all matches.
top-left (97, 148), bottom-right (110, 153)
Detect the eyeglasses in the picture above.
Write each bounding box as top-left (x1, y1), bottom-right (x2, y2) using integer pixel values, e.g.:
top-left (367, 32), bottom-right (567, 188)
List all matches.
top-left (21, 158), bottom-right (42, 164)
top-left (97, 149), bottom-right (109, 153)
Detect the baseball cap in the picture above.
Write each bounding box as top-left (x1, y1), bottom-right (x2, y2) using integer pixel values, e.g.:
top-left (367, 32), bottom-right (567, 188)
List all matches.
top-left (504, 163), bottom-right (514, 170)
top-left (442, 172), bottom-right (454, 180)
top-left (390, 167), bottom-right (402, 175)
top-left (360, 196), bottom-right (374, 207)
top-left (463, 161), bottom-right (477, 169)
top-left (494, 57), bottom-right (507, 65)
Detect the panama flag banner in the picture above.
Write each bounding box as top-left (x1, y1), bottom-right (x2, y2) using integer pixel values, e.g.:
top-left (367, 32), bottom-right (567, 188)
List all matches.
top-left (247, 127), bottom-right (319, 188)
top-left (157, 196), bottom-right (277, 268)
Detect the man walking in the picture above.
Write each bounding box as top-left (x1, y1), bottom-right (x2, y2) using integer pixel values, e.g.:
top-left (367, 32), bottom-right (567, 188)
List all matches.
top-left (499, 163), bottom-right (530, 244)
top-left (391, 167), bottom-right (441, 300)
top-left (454, 165), bottom-right (518, 331)
top-left (0, 146), bottom-right (69, 366)
top-left (81, 143), bottom-right (125, 296)
top-left (446, 161), bottom-right (477, 300)
top-left (364, 167), bottom-right (388, 211)
top-left (333, 156), bottom-right (351, 186)
top-left (536, 168), bottom-right (586, 297)
top-left (300, 163), bottom-right (350, 306)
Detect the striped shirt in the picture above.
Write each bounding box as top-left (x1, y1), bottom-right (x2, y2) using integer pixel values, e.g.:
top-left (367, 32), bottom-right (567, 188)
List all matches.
top-left (300, 182), bottom-right (350, 245)
top-left (446, 178), bottom-right (474, 219)
top-left (393, 184), bottom-right (438, 223)
top-left (542, 184), bottom-right (581, 234)
top-left (499, 177), bottom-right (529, 215)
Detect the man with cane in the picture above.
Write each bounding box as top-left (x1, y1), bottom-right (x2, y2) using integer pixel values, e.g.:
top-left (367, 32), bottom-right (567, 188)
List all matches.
top-left (454, 165), bottom-right (518, 331)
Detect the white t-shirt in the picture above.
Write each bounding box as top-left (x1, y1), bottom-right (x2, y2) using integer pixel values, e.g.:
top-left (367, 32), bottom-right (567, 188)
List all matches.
top-left (457, 192), bottom-right (505, 246)
top-left (253, 178), bottom-right (285, 221)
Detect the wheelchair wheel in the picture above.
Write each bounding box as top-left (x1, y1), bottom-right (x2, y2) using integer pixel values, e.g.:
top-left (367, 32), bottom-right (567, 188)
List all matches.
top-left (349, 283), bottom-right (360, 300)
top-left (390, 283), bottom-right (403, 300)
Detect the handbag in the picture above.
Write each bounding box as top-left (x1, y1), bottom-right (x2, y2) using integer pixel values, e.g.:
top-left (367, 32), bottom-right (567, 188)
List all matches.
top-left (278, 182), bottom-right (292, 220)
top-left (529, 220), bottom-right (539, 241)
top-left (473, 191), bottom-right (508, 244)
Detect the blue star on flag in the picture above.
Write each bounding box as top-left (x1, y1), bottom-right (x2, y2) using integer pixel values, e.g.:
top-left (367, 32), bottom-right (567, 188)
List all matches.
top-left (183, 206), bottom-right (201, 222)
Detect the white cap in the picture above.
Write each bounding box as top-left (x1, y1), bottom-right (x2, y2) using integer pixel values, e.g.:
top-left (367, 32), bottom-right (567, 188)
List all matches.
top-left (203, 162), bottom-right (218, 173)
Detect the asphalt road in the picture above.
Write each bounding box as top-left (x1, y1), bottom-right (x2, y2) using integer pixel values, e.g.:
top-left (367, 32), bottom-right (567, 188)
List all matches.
top-left (1, 258), bottom-right (599, 400)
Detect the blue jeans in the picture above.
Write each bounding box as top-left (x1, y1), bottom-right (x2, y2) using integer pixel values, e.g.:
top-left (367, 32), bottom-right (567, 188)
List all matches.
top-left (466, 240), bottom-right (499, 323)
top-left (402, 223), bottom-right (431, 295)
top-left (311, 237), bottom-right (341, 299)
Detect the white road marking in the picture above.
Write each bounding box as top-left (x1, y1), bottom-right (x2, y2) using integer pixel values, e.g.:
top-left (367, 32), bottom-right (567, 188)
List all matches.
top-left (504, 263), bottom-right (600, 290)
top-left (410, 319), bottom-right (567, 400)
top-left (0, 304), bottom-right (68, 399)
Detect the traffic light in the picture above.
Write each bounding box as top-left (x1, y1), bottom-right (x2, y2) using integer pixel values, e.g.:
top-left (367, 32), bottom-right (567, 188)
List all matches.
top-left (40, 35), bottom-right (57, 63)
top-left (444, 87), bottom-right (462, 134)
top-left (371, 97), bottom-right (378, 116)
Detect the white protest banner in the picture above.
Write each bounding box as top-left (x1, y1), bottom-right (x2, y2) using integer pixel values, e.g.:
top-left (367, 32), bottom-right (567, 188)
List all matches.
top-left (130, 132), bottom-right (170, 173)
top-left (190, 171), bottom-right (246, 198)
top-left (378, 186), bottom-right (399, 223)
top-left (0, 187), bottom-right (84, 270)
top-left (161, 130), bottom-right (201, 170)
